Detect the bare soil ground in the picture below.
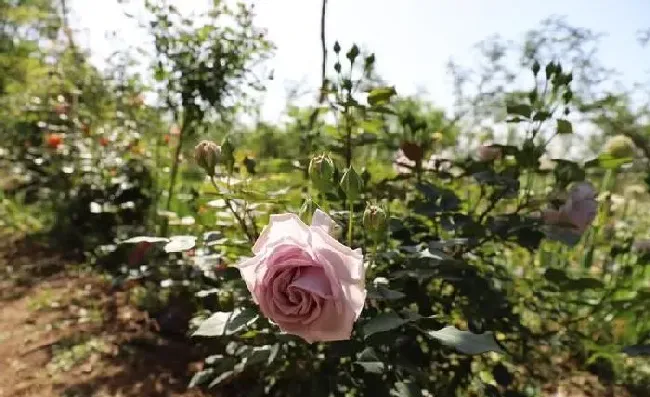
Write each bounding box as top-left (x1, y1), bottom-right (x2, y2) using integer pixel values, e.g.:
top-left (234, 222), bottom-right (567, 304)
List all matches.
top-left (0, 232), bottom-right (210, 397)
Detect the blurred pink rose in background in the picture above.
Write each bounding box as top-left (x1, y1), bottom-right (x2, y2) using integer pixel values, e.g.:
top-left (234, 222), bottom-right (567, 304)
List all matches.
top-left (542, 182), bottom-right (598, 235)
top-left (237, 210), bottom-right (366, 343)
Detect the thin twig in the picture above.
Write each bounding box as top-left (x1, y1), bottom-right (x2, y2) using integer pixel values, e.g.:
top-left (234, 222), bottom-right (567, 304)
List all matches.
top-left (165, 118), bottom-right (187, 211)
top-left (210, 176), bottom-right (255, 244)
top-left (318, 0), bottom-right (328, 103)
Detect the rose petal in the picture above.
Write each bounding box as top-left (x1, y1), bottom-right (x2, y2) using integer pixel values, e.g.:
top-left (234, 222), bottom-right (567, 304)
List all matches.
top-left (311, 209), bottom-right (337, 234)
top-left (312, 245), bottom-right (365, 318)
top-left (261, 245), bottom-right (318, 286)
top-left (239, 243), bottom-right (315, 297)
top-left (310, 227), bottom-right (364, 281)
top-left (569, 182), bottom-right (597, 202)
top-left (562, 182), bottom-right (598, 233)
top-left (252, 213), bottom-right (310, 255)
top-left (304, 299), bottom-right (356, 343)
top-left (291, 267), bottom-right (332, 298)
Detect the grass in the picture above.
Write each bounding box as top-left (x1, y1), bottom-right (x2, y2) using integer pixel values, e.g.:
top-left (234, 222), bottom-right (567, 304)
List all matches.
top-left (47, 335), bottom-right (110, 373)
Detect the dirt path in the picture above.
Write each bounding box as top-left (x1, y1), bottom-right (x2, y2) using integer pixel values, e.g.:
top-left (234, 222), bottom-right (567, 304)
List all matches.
top-left (0, 233), bottom-right (209, 397)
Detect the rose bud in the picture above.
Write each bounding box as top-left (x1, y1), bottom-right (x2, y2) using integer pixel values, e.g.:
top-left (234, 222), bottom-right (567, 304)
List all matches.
top-left (308, 154), bottom-right (335, 193)
top-left (363, 204), bottom-right (387, 239)
top-left (194, 140), bottom-right (221, 177)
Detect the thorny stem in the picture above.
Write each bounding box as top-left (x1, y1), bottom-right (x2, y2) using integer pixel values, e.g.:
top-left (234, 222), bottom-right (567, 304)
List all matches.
top-left (478, 188), bottom-right (507, 224)
top-left (161, 116), bottom-right (188, 236)
top-left (242, 176), bottom-right (260, 240)
top-left (319, 0), bottom-right (328, 102)
top-left (348, 202), bottom-right (354, 247)
top-left (165, 117), bottom-right (188, 212)
top-left (371, 242), bottom-right (378, 272)
top-left (248, 206), bottom-right (260, 239)
top-left (210, 176), bottom-right (255, 244)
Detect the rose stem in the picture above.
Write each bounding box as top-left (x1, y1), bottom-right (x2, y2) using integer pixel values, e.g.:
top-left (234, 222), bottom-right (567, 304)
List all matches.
top-left (348, 202), bottom-right (353, 246)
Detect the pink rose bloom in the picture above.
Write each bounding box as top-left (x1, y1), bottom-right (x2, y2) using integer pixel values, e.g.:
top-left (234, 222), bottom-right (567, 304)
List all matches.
top-left (477, 145), bottom-right (502, 162)
top-left (237, 210), bottom-right (366, 343)
top-left (542, 182), bottom-right (598, 235)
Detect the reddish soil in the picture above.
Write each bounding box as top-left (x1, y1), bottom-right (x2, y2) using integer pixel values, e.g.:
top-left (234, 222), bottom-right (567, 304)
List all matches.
top-left (0, 233), bottom-right (210, 397)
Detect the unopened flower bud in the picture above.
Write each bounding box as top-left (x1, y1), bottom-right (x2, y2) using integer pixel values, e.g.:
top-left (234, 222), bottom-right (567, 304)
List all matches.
top-left (308, 154), bottom-right (336, 192)
top-left (339, 166), bottom-right (363, 201)
top-left (243, 156), bottom-right (256, 174)
top-left (363, 204), bottom-right (387, 237)
top-left (220, 136), bottom-right (235, 174)
top-left (299, 198), bottom-right (317, 224)
top-left (603, 135), bottom-right (636, 159)
top-left (194, 140), bottom-right (221, 177)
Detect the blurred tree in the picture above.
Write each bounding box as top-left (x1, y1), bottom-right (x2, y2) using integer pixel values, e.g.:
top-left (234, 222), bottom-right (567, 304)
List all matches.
top-left (139, 0), bottom-right (274, 223)
top-left (447, 16), bottom-right (618, 156)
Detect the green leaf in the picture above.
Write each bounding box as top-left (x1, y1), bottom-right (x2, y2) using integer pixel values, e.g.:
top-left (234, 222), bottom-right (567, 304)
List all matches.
top-left (367, 86), bottom-right (397, 106)
top-left (243, 345), bottom-right (274, 366)
top-left (369, 104), bottom-right (397, 114)
top-left (366, 285), bottom-right (405, 300)
top-left (208, 370), bottom-right (234, 388)
top-left (533, 111), bottom-right (552, 121)
top-left (564, 277), bottom-right (603, 291)
top-left (154, 67), bottom-right (167, 82)
top-left (393, 381), bottom-right (423, 397)
top-left (122, 236), bottom-right (169, 244)
top-left (202, 355), bottom-right (237, 389)
top-left (165, 235), bottom-right (197, 253)
top-left (427, 326), bottom-right (504, 355)
top-left (542, 225), bottom-right (582, 246)
top-left (544, 268), bottom-right (569, 283)
top-left (553, 159), bottom-right (585, 185)
top-left (584, 153), bottom-right (633, 170)
top-left (353, 132), bottom-right (378, 146)
top-left (188, 368), bottom-right (214, 388)
top-left (194, 312), bottom-right (233, 337)
top-left (358, 119), bottom-right (383, 133)
top-left (354, 347), bottom-right (385, 374)
top-left (622, 345), bottom-right (650, 356)
top-left (544, 268), bottom-right (604, 291)
top-left (224, 308), bottom-right (259, 334)
top-left (557, 119), bottom-right (573, 134)
top-left (193, 308), bottom-right (258, 337)
top-left (506, 104), bottom-right (531, 118)
top-left (363, 311), bottom-right (409, 337)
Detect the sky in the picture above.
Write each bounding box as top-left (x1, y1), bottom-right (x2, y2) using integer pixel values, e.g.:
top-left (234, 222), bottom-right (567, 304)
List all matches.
top-left (67, 0), bottom-right (650, 124)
